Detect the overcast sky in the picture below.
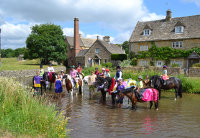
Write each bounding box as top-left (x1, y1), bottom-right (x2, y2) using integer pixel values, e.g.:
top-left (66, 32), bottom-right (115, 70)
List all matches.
top-left (0, 0), bottom-right (200, 49)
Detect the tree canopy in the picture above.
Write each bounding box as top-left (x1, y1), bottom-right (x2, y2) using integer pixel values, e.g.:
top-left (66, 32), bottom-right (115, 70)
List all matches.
top-left (26, 24), bottom-right (67, 64)
top-left (121, 41), bottom-right (129, 54)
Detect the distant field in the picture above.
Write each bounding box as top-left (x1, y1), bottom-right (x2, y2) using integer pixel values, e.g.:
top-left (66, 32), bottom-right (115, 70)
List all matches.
top-left (0, 58), bottom-right (63, 71)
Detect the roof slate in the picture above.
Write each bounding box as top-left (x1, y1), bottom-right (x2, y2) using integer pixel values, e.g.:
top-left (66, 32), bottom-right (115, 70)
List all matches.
top-left (65, 36), bottom-right (95, 48)
top-left (130, 15), bottom-right (200, 42)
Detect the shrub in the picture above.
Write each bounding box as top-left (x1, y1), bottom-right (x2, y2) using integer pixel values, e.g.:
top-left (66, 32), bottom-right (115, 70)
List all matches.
top-left (150, 61), bottom-right (155, 66)
top-left (129, 51), bottom-right (137, 59)
top-left (171, 63), bottom-right (180, 67)
top-left (192, 63), bottom-right (200, 67)
top-left (130, 58), bottom-right (137, 66)
top-left (106, 62), bottom-right (113, 68)
top-left (111, 54), bottom-right (127, 61)
top-left (119, 60), bottom-right (131, 67)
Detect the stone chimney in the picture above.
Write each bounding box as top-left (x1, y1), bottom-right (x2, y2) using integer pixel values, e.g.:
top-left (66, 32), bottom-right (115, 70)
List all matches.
top-left (166, 10), bottom-right (172, 21)
top-left (103, 36), bottom-right (110, 43)
top-left (97, 35), bottom-right (99, 40)
top-left (74, 18), bottom-right (81, 56)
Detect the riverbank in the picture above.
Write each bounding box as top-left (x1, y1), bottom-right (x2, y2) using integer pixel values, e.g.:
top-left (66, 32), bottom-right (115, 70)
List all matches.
top-left (0, 77), bottom-right (68, 137)
top-left (82, 66), bottom-right (200, 93)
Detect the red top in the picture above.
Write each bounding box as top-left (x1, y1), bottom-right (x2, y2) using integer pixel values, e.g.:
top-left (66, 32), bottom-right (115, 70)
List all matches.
top-left (76, 67), bottom-right (82, 73)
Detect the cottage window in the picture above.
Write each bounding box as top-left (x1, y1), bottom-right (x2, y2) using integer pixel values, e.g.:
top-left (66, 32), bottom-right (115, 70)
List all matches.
top-left (172, 41), bottom-right (183, 48)
top-left (156, 61), bottom-right (163, 67)
top-left (104, 59), bottom-right (107, 63)
top-left (95, 48), bottom-right (100, 54)
top-left (139, 60), bottom-right (149, 66)
top-left (140, 45), bottom-right (148, 51)
top-left (175, 26), bottom-right (184, 34)
top-left (171, 60), bottom-right (183, 67)
top-left (143, 29), bottom-right (151, 36)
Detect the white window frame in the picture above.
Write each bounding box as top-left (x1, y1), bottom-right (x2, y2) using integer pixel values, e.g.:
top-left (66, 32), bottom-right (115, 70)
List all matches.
top-left (95, 48), bottom-right (100, 54)
top-left (156, 60), bottom-right (163, 67)
top-left (172, 41), bottom-right (183, 48)
top-left (139, 60), bottom-right (149, 66)
top-left (139, 45), bottom-right (148, 51)
top-left (143, 29), bottom-right (151, 36)
top-left (175, 26), bottom-right (184, 34)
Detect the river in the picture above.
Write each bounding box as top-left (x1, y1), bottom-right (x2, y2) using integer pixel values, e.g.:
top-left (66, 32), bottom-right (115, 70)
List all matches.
top-left (20, 77), bottom-right (200, 138)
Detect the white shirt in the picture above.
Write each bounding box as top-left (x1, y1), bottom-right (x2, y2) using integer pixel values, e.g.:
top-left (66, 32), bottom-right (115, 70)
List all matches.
top-left (48, 66), bottom-right (55, 72)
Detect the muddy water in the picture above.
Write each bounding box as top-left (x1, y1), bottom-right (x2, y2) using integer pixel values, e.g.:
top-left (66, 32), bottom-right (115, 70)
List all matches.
top-left (22, 77), bottom-right (200, 138)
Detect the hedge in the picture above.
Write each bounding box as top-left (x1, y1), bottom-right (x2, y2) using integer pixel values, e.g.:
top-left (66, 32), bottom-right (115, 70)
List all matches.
top-left (111, 54), bottom-right (127, 61)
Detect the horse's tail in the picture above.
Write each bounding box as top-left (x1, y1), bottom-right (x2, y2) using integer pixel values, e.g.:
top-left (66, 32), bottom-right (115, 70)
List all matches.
top-left (178, 80), bottom-right (182, 98)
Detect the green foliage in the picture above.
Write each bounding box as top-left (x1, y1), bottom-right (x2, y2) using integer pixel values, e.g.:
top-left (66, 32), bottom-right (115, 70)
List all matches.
top-left (1, 49), bottom-right (15, 58)
top-left (137, 42), bottom-right (200, 61)
top-left (171, 63), bottom-right (180, 67)
top-left (111, 54), bottom-right (127, 61)
top-left (119, 60), bottom-right (131, 67)
top-left (150, 61), bottom-right (154, 66)
top-left (26, 24), bottom-right (67, 64)
top-left (102, 62), bottom-right (113, 68)
top-left (129, 51), bottom-right (137, 59)
top-left (192, 63), bottom-right (200, 67)
top-left (130, 58), bottom-right (137, 66)
top-left (0, 78), bottom-right (68, 137)
top-left (121, 41), bottom-right (129, 54)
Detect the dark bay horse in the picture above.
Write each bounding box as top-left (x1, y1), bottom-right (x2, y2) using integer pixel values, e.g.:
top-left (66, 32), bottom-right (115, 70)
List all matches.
top-left (94, 76), bottom-right (116, 104)
top-left (43, 72), bottom-right (56, 90)
top-left (150, 75), bottom-right (182, 100)
top-left (118, 87), bottom-right (159, 110)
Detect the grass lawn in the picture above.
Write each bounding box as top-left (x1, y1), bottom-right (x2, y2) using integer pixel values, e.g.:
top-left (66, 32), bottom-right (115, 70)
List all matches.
top-left (0, 58), bottom-right (64, 71)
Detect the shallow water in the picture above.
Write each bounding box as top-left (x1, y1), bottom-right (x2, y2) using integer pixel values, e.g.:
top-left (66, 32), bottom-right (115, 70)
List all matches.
top-left (22, 77), bottom-right (200, 138)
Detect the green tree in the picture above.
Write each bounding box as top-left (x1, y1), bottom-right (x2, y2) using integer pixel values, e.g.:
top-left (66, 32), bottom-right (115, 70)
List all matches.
top-left (122, 41), bottom-right (129, 54)
top-left (26, 24), bottom-right (67, 64)
top-left (1, 48), bottom-right (15, 58)
top-left (14, 47), bottom-right (26, 57)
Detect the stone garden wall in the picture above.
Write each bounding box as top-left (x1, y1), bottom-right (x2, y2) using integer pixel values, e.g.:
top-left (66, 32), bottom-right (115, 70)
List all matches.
top-left (188, 67), bottom-right (200, 77)
top-left (0, 67), bottom-right (66, 78)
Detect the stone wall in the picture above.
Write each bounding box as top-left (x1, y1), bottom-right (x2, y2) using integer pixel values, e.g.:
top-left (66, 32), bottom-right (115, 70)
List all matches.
top-left (121, 66), bottom-right (182, 76)
top-left (0, 67), bottom-right (66, 78)
top-left (188, 67), bottom-right (200, 77)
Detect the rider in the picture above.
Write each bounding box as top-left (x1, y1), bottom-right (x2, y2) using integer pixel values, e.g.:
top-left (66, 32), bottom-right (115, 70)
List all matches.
top-left (34, 71), bottom-right (42, 94)
top-left (100, 68), bottom-right (106, 77)
top-left (70, 65), bottom-right (78, 88)
top-left (39, 64), bottom-right (44, 77)
top-left (143, 75), bottom-right (150, 88)
top-left (88, 71), bottom-right (96, 98)
top-left (105, 69), bottom-right (110, 77)
top-left (48, 63), bottom-right (55, 76)
top-left (137, 75), bottom-right (144, 91)
top-left (95, 67), bottom-right (100, 76)
top-left (115, 79), bottom-right (125, 107)
top-left (114, 65), bottom-right (123, 82)
top-left (162, 65), bottom-right (169, 85)
top-left (76, 63), bottom-right (82, 73)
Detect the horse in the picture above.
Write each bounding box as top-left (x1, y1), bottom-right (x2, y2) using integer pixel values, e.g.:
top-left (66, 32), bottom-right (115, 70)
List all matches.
top-left (150, 75), bottom-right (182, 100)
top-left (64, 73), bottom-right (83, 95)
top-left (32, 75), bottom-right (47, 95)
top-left (43, 72), bottom-right (56, 90)
top-left (117, 87), bottom-right (159, 110)
top-left (94, 76), bottom-right (116, 104)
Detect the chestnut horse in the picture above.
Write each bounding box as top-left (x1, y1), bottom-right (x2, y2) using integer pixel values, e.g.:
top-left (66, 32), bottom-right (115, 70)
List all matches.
top-left (118, 87), bottom-right (159, 110)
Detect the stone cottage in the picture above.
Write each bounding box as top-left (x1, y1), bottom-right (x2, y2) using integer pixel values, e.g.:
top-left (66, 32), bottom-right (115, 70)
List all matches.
top-left (66, 18), bottom-right (125, 67)
top-left (129, 10), bottom-right (200, 68)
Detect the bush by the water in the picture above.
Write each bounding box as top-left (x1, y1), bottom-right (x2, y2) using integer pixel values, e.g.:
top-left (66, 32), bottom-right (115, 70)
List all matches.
top-left (0, 78), bottom-right (68, 137)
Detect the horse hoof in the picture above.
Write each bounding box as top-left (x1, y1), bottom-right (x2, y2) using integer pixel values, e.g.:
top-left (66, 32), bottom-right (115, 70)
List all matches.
top-left (174, 98), bottom-right (177, 101)
top-left (156, 108), bottom-right (159, 110)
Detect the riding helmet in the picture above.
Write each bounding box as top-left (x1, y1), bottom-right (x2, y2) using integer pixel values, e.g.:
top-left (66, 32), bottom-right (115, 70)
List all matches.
top-left (163, 65), bottom-right (167, 68)
top-left (138, 75), bottom-right (143, 79)
top-left (116, 65), bottom-right (121, 69)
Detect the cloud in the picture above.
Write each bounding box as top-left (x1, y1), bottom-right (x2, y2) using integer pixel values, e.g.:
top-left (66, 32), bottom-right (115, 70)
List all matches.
top-left (1, 22), bottom-right (32, 49)
top-left (63, 27), bottom-right (84, 36)
top-left (182, 0), bottom-right (200, 6)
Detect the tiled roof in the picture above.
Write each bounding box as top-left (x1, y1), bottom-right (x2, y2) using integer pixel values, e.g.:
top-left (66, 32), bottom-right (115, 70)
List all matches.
top-left (130, 15), bottom-right (200, 42)
top-left (97, 40), bottom-right (125, 54)
top-left (76, 49), bottom-right (88, 57)
top-left (65, 36), bottom-right (95, 48)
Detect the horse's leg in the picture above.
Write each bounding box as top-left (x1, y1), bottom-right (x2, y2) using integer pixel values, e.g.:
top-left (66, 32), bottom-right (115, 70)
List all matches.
top-left (178, 84), bottom-right (182, 98)
top-left (111, 93), bottom-right (116, 105)
top-left (175, 87), bottom-right (179, 101)
top-left (132, 100), bottom-right (137, 110)
top-left (101, 90), bottom-right (106, 103)
top-left (159, 89), bottom-right (161, 100)
top-left (154, 100), bottom-right (159, 110)
top-left (150, 101), bottom-right (153, 109)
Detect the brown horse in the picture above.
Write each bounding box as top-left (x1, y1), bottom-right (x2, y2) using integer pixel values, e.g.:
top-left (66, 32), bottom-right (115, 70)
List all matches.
top-left (118, 87), bottom-right (159, 110)
top-left (64, 74), bottom-right (83, 95)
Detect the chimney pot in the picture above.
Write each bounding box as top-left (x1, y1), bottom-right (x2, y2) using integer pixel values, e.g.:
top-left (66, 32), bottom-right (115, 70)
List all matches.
top-left (97, 36), bottom-right (99, 40)
top-left (166, 9), bottom-right (172, 21)
top-left (103, 36), bottom-right (110, 43)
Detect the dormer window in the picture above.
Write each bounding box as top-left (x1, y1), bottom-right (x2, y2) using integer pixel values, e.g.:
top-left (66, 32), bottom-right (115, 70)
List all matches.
top-left (175, 26), bottom-right (184, 34)
top-left (144, 29), bottom-right (151, 36)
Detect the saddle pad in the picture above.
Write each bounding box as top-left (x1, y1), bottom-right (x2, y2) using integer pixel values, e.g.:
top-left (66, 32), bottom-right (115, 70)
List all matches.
top-left (141, 88), bottom-right (158, 102)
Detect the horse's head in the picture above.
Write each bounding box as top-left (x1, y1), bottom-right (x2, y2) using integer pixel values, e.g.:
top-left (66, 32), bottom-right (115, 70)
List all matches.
top-left (43, 72), bottom-right (49, 81)
top-left (95, 76), bottom-right (109, 92)
top-left (150, 75), bottom-right (161, 88)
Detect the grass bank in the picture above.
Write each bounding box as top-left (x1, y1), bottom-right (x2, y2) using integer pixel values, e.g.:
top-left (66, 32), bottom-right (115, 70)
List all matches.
top-left (0, 58), bottom-right (63, 71)
top-left (0, 77), bottom-right (68, 137)
top-left (83, 66), bottom-right (200, 93)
